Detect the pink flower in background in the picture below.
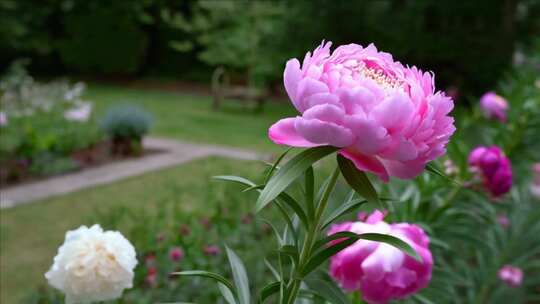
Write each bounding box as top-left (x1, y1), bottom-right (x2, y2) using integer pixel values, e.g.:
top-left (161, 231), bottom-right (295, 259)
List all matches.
top-left (179, 224), bottom-right (191, 236)
top-left (497, 214), bottom-right (510, 228)
top-left (468, 146), bottom-right (512, 198)
top-left (480, 92), bottom-right (508, 122)
top-left (203, 245), bottom-right (220, 256)
top-left (241, 213), bottom-right (254, 224)
top-left (498, 265), bottom-right (523, 287)
top-left (0, 112), bottom-right (7, 126)
top-left (269, 41), bottom-right (455, 181)
top-left (145, 253), bottom-right (156, 268)
top-left (200, 217), bottom-right (212, 230)
top-left (64, 102), bottom-right (92, 122)
top-left (530, 163), bottom-right (540, 199)
top-left (146, 267), bottom-right (158, 288)
top-left (169, 247), bottom-right (184, 262)
top-left (443, 159), bottom-right (459, 176)
top-left (328, 211), bottom-right (433, 304)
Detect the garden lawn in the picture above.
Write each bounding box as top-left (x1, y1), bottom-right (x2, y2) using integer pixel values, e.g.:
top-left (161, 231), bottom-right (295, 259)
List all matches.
top-left (0, 157), bottom-right (267, 304)
top-left (86, 84), bottom-right (296, 152)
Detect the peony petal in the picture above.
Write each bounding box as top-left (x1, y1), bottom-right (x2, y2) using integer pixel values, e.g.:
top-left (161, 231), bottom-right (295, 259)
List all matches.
top-left (305, 92), bottom-right (342, 109)
top-left (294, 118), bottom-right (354, 147)
top-left (381, 159), bottom-right (426, 180)
top-left (268, 118), bottom-right (320, 147)
top-left (284, 59), bottom-right (303, 111)
top-left (295, 78), bottom-right (330, 112)
top-left (339, 149), bottom-right (389, 182)
top-left (344, 115), bottom-right (389, 154)
top-left (370, 92), bottom-right (414, 132)
top-left (362, 243), bottom-right (404, 282)
top-left (303, 104), bottom-right (345, 124)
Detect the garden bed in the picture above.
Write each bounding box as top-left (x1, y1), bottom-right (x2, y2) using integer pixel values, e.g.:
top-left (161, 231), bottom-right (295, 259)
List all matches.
top-left (0, 140), bottom-right (163, 188)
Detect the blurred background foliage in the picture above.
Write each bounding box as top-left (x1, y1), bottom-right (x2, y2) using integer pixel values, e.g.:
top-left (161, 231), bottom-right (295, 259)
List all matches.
top-left (1, 0), bottom-right (539, 98)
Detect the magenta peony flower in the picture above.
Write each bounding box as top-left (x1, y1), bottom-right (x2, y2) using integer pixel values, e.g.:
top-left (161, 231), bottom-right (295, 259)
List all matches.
top-left (328, 211), bottom-right (433, 304)
top-left (498, 265), bottom-right (523, 287)
top-left (146, 267), bottom-right (158, 288)
top-left (480, 92), bottom-right (508, 122)
top-left (169, 247), bottom-right (184, 262)
top-left (530, 163), bottom-right (540, 199)
top-left (203, 245), bottom-right (220, 256)
top-left (269, 41), bottom-right (455, 181)
top-left (468, 146), bottom-right (512, 198)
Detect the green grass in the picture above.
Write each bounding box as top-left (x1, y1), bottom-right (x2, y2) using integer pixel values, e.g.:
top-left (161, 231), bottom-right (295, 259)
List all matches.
top-left (0, 157), bottom-right (267, 304)
top-left (87, 84), bottom-right (296, 152)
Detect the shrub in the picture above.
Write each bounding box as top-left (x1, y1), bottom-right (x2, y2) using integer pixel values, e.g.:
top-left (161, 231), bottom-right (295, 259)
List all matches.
top-left (100, 105), bottom-right (153, 156)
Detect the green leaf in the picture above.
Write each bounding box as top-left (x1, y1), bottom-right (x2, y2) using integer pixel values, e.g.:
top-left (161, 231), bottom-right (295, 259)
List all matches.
top-left (277, 192), bottom-right (309, 229)
top-left (213, 175), bottom-right (256, 187)
top-left (172, 270), bottom-right (236, 295)
top-left (225, 246), bottom-right (250, 304)
top-left (303, 232), bottom-right (421, 276)
top-left (425, 163), bottom-right (461, 186)
top-left (258, 281), bottom-right (281, 303)
top-left (274, 200), bottom-right (298, 244)
top-left (219, 282), bottom-right (238, 304)
top-left (278, 244), bottom-right (299, 265)
top-left (305, 166), bottom-right (315, 219)
top-left (321, 198), bottom-right (367, 229)
top-left (256, 146), bottom-right (338, 212)
top-left (337, 154), bottom-right (380, 207)
top-left (265, 147), bottom-right (292, 183)
top-left (261, 219), bottom-right (283, 246)
top-left (305, 278), bottom-right (349, 304)
top-left (264, 259), bottom-right (280, 280)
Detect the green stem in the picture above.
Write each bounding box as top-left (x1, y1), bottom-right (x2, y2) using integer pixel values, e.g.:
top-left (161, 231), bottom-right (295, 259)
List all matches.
top-left (284, 167), bottom-right (340, 304)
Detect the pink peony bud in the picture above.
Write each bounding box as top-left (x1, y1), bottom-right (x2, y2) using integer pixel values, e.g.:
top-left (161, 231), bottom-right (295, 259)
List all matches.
top-left (480, 92), bottom-right (508, 122)
top-left (496, 214), bottom-right (510, 228)
top-left (200, 217), bottom-right (212, 230)
top-left (169, 247), bottom-right (184, 262)
top-left (179, 224), bottom-right (191, 236)
top-left (530, 163), bottom-right (540, 199)
top-left (468, 146), bottom-right (512, 198)
top-left (328, 211), bottom-right (433, 303)
top-left (269, 41), bottom-right (455, 182)
top-left (145, 267), bottom-right (158, 287)
top-left (498, 265), bottom-right (523, 287)
top-left (203, 245), bottom-right (220, 256)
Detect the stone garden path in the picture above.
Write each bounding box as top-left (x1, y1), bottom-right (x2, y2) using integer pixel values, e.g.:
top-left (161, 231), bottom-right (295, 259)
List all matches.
top-left (0, 137), bottom-right (265, 209)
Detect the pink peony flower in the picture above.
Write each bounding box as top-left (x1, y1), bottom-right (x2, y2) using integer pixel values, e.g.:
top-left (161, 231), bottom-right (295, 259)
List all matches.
top-left (468, 146), bottom-right (512, 198)
top-left (0, 112), bottom-right (7, 127)
top-left (269, 41), bottom-right (455, 182)
top-left (480, 92), bottom-right (508, 122)
top-left (203, 245), bottom-right (220, 256)
top-left (169, 247), bottom-right (184, 262)
top-left (498, 265), bottom-right (523, 287)
top-left (328, 211), bottom-right (433, 304)
top-left (496, 214), bottom-right (510, 228)
top-left (530, 163), bottom-right (540, 199)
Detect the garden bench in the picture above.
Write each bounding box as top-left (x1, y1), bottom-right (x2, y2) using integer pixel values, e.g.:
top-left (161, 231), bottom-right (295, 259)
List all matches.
top-left (211, 67), bottom-right (266, 112)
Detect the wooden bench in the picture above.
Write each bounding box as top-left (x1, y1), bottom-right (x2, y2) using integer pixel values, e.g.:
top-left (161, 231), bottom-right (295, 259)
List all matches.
top-left (211, 67), bottom-right (266, 112)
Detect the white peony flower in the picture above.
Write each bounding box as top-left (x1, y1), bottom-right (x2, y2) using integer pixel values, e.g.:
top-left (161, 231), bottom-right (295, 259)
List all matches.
top-left (45, 224), bottom-right (137, 304)
top-left (64, 102), bottom-right (92, 122)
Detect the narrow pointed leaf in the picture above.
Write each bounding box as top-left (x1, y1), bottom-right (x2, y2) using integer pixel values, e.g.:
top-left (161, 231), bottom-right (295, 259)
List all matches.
top-left (337, 154), bottom-right (380, 206)
top-left (321, 198), bottom-right (367, 229)
top-left (171, 270), bottom-right (235, 294)
top-left (305, 278), bottom-right (349, 304)
top-left (256, 146), bottom-right (338, 212)
top-left (258, 282), bottom-right (281, 303)
top-left (225, 246), bottom-right (250, 304)
top-left (305, 166), bottom-right (315, 219)
top-left (219, 283), bottom-right (238, 304)
top-left (213, 175), bottom-right (256, 187)
top-left (425, 163), bottom-right (461, 186)
top-left (265, 147), bottom-right (293, 183)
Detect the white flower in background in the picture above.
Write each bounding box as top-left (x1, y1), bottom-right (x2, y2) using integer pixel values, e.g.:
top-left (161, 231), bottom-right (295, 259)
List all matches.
top-left (0, 112), bottom-right (7, 126)
top-left (64, 102), bottom-right (92, 122)
top-left (531, 163), bottom-right (540, 199)
top-left (45, 225), bottom-right (137, 304)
